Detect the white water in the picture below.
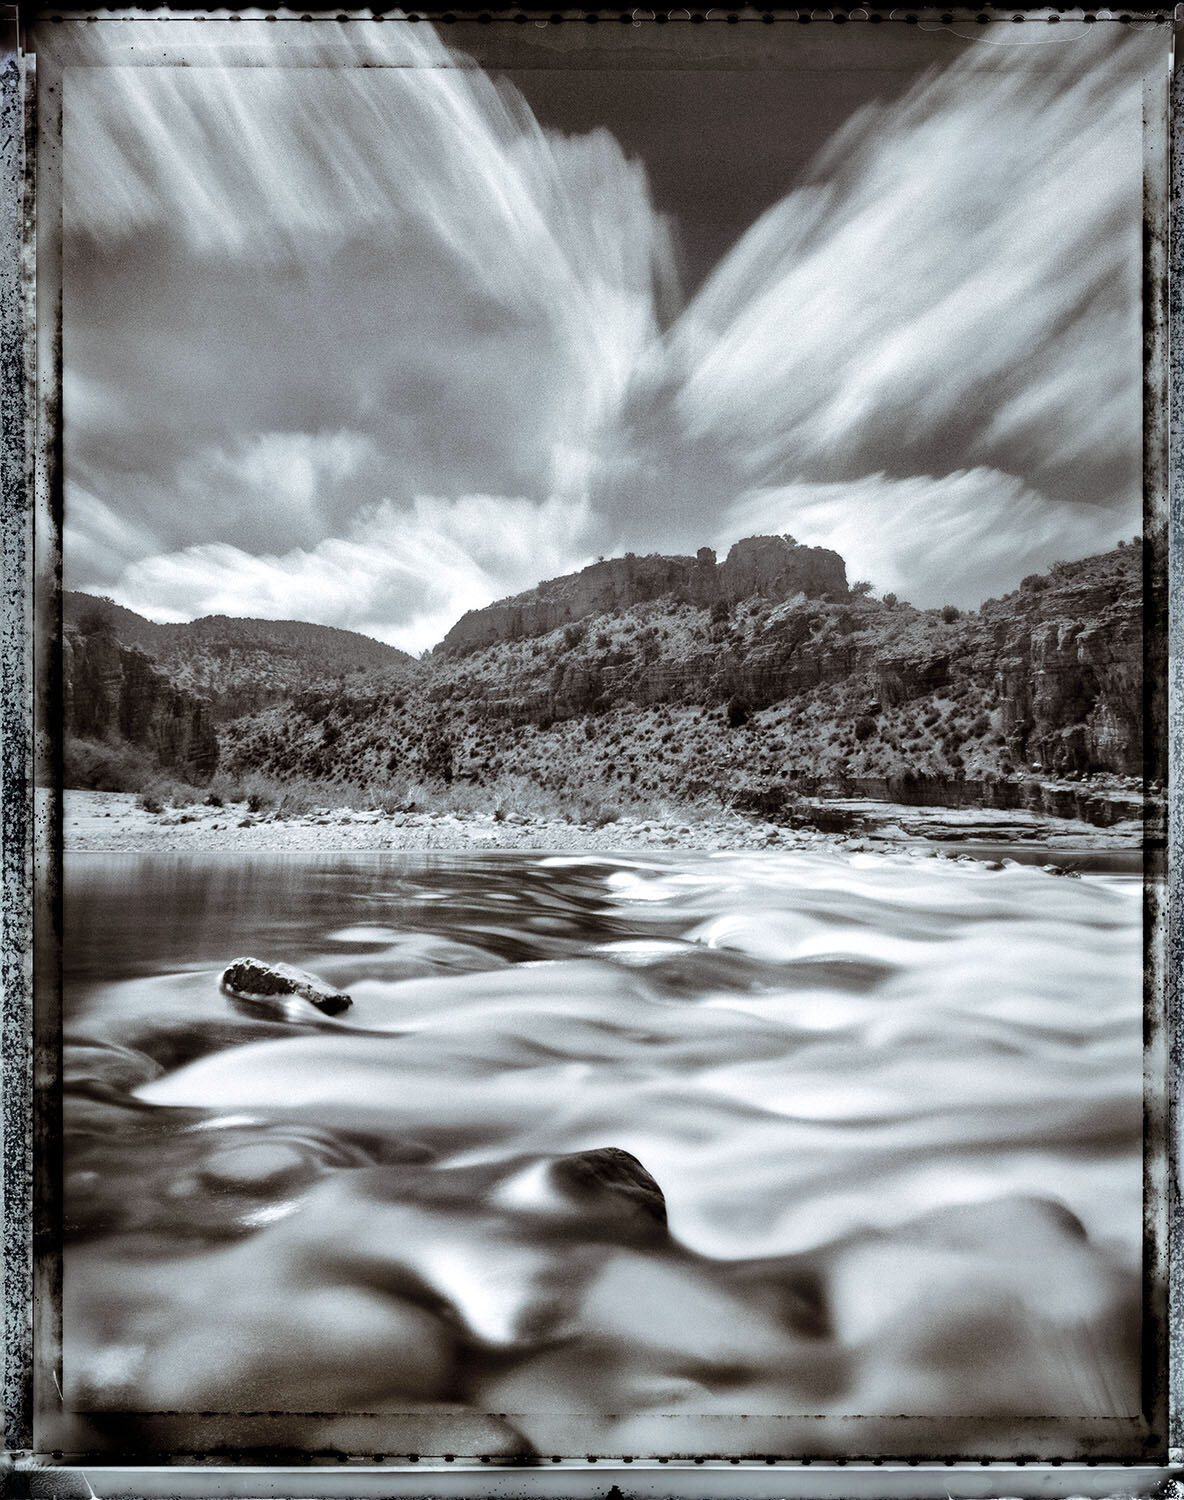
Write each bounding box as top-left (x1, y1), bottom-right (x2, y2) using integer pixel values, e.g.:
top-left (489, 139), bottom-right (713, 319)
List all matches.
top-left (63, 848), bottom-right (1144, 1454)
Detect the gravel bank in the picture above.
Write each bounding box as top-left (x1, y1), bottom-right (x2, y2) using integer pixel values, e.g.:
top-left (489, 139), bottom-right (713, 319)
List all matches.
top-left (63, 789), bottom-right (833, 855)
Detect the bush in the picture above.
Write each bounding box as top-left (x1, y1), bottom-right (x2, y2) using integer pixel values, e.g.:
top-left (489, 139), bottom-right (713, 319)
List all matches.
top-left (65, 736), bottom-right (155, 792)
top-left (849, 580), bottom-right (874, 598)
top-left (75, 599), bottom-right (119, 638)
top-left (726, 696), bottom-right (751, 728)
top-left (854, 715), bottom-right (876, 742)
top-left (882, 592), bottom-right (898, 610)
top-left (420, 727), bottom-right (455, 784)
top-left (1021, 573), bottom-right (1049, 593)
top-left (940, 604), bottom-right (961, 624)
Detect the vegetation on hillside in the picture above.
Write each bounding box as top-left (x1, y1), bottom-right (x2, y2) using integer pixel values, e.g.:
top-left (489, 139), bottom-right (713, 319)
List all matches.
top-left (66, 592), bottom-right (416, 721)
top-left (213, 542), bottom-right (1143, 821)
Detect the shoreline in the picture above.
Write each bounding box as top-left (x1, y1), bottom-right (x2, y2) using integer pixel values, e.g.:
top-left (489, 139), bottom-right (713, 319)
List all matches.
top-left (61, 788), bottom-right (1143, 859)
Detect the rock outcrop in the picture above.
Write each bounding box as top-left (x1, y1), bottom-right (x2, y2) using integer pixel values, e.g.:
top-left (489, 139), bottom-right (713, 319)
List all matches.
top-left (988, 562), bottom-right (1143, 776)
top-left (219, 541), bottom-right (1146, 803)
top-left (439, 535), bottom-right (847, 656)
top-left (220, 957), bottom-right (352, 1019)
top-left (64, 627), bottom-right (220, 781)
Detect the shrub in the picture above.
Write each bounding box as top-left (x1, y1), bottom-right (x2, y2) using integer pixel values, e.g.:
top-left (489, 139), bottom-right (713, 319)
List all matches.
top-left (882, 592), bottom-right (898, 610)
top-left (65, 735), bottom-right (156, 792)
top-left (420, 728), bottom-right (455, 784)
top-left (137, 792), bottom-right (163, 815)
top-left (726, 696), bottom-right (751, 728)
top-left (849, 580), bottom-right (874, 598)
top-left (75, 598), bottom-right (119, 638)
top-left (940, 604), bottom-right (961, 624)
top-left (1021, 573), bottom-right (1049, 593)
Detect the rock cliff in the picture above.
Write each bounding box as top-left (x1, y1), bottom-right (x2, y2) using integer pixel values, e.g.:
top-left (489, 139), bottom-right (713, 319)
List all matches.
top-left (984, 558), bottom-right (1143, 777)
top-left (438, 536), bottom-right (847, 655)
top-left (64, 627), bottom-right (220, 782)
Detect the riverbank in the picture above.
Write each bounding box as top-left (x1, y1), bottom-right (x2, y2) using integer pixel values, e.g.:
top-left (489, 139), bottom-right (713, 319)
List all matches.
top-left (61, 788), bottom-right (1145, 857)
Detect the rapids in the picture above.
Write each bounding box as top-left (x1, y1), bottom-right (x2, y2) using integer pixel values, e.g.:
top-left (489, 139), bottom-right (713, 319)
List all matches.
top-left (61, 847), bottom-right (1144, 1457)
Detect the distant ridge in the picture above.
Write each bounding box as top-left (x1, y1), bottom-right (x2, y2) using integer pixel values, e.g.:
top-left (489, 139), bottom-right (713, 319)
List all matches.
top-left (64, 593), bottom-right (413, 667)
top-left (63, 542), bottom-right (1146, 806)
top-left (65, 592), bottom-right (417, 721)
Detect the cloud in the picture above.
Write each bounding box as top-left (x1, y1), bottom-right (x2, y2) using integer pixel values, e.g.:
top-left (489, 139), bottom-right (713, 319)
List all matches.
top-left (56, 19), bottom-right (1158, 634)
top-left (594, 26), bottom-right (1151, 551)
top-left (723, 469), bottom-right (1137, 608)
top-left (63, 488), bottom-right (162, 583)
top-left (675, 30), bottom-right (1144, 505)
top-left (102, 494), bottom-right (596, 654)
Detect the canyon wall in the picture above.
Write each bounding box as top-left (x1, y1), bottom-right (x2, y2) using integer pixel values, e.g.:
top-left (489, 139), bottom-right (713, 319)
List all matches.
top-left (64, 628), bottom-right (220, 781)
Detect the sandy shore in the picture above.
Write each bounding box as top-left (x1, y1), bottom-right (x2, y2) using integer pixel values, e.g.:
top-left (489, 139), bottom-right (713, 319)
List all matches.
top-left (62, 789), bottom-right (832, 854)
top-left (60, 788), bottom-right (1142, 858)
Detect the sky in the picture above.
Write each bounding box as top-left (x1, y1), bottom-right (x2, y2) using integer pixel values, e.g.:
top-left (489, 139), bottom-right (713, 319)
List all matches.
top-left (58, 17), bottom-right (1164, 652)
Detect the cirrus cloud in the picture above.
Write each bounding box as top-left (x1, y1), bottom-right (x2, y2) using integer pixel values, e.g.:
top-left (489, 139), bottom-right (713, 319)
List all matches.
top-left (101, 493), bottom-right (596, 655)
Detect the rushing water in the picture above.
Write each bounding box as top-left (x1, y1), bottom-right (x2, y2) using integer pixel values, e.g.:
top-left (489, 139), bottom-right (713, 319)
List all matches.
top-left (61, 847), bottom-right (1144, 1457)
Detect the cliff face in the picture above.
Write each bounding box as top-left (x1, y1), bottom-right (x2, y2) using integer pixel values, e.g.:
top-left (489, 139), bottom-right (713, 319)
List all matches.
top-left (439, 536), bottom-right (848, 655)
top-left (214, 542), bottom-right (1146, 805)
top-left (987, 562), bottom-right (1143, 777)
top-left (64, 629), bottom-right (220, 781)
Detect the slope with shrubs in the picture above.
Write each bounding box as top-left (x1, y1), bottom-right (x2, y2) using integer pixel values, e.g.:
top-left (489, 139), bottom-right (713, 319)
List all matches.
top-left (64, 593), bottom-right (418, 721)
top-left (217, 541), bottom-right (1144, 822)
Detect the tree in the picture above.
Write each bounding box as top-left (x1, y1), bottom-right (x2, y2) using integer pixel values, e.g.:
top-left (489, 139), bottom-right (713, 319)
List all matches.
top-left (76, 598), bottom-right (118, 638)
top-left (849, 580), bottom-right (874, 598)
top-left (882, 592), bottom-right (898, 610)
top-left (940, 604), bottom-right (961, 624)
top-left (420, 727), bottom-right (455, 784)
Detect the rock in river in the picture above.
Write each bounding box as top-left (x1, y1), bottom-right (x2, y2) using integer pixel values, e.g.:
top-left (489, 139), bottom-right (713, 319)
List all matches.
top-left (220, 957), bottom-right (352, 1018)
top-left (549, 1146), bottom-right (668, 1241)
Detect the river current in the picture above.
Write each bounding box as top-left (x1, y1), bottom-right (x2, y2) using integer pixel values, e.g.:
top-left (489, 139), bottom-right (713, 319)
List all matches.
top-left (61, 847), bottom-right (1144, 1458)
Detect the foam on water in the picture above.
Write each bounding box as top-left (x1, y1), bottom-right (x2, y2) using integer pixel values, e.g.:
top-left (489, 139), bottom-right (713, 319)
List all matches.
top-left (62, 847), bottom-right (1144, 1446)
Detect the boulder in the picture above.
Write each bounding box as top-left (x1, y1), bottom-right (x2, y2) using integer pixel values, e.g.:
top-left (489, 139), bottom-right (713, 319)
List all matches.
top-left (220, 957), bottom-right (352, 1017)
top-left (549, 1146), bottom-right (668, 1241)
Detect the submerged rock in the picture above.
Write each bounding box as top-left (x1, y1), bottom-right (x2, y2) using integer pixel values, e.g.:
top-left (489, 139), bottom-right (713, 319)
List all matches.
top-left (549, 1146), bottom-right (668, 1239)
top-left (220, 957), bottom-right (352, 1017)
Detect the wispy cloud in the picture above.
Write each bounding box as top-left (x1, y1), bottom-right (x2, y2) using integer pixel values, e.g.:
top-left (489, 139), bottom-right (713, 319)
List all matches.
top-left (103, 494), bottom-right (595, 655)
top-left (724, 469), bottom-right (1134, 609)
top-left (608, 26), bottom-right (1146, 540)
top-left (58, 20), bottom-right (1156, 640)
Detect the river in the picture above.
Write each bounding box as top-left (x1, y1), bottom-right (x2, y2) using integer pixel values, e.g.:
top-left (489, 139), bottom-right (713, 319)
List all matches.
top-left (60, 846), bottom-right (1144, 1458)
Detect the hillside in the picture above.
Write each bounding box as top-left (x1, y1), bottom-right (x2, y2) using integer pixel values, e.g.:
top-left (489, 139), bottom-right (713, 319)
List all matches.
top-left (439, 535), bottom-right (847, 655)
top-left (217, 538), bottom-right (1144, 821)
top-left (64, 593), bottom-right (418, 721)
